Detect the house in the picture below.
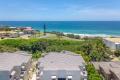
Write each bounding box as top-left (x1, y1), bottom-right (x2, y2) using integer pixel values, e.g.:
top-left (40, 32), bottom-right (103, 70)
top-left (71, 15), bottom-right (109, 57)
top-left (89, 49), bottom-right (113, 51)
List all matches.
top-left (23, 27), bottom-right (36, 34)
top-left (0, 30), bottom-right (19, 38)
top-left (0, 51), bottom-right (32, 80)
top-left (37, 51), bottom-right (87, 80)
top-left (103, 38), bottom-right (120, 50)
top-left (93, 62), bottom-right (120, 80)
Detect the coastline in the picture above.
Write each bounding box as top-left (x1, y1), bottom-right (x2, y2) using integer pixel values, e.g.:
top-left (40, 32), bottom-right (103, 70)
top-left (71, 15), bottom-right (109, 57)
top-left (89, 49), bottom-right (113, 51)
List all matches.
top-left (1, 21), bottom-right (120, 37)
top-left (63, 32), bottom-right (120, 38)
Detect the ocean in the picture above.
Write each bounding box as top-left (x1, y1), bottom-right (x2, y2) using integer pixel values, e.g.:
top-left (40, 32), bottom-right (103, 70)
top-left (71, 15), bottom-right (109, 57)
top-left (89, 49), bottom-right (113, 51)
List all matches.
top-left (0, 21), bottom-right (120, 36)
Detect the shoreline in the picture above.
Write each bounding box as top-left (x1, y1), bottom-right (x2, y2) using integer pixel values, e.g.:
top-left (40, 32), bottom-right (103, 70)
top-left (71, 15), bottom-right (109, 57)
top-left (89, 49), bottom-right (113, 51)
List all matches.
top-left (63, 32), bottom-right (120, 38)
top-left (0, 26), bottom-right (120, 38)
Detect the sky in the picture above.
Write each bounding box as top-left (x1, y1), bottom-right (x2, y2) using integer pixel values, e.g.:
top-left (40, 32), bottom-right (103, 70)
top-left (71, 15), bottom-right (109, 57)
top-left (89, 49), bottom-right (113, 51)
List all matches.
top-left (0, 0), bottom-right (120, 21)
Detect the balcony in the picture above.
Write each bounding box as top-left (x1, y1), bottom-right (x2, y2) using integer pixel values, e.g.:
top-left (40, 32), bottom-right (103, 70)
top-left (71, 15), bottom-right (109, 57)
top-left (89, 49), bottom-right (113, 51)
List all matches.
top-left (21, 65), bottom-right (26, 71)
top-left (10, 71), bottom-right (16, 79)
top-left (20, 70), bottom-right (26, 78)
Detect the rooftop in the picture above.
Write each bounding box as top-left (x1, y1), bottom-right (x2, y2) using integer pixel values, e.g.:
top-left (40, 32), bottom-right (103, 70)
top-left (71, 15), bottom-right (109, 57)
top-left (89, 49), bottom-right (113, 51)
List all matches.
top-left (39, 51), bottom-right (85, 70)
top-left (110, 68), bottom-right (120, 79)
top-left (93, 62), bottom-right (120, 79)
top-left (104, 38), bottom-right (120, 43)
top-left (0, 51), bottom-right (32, 71)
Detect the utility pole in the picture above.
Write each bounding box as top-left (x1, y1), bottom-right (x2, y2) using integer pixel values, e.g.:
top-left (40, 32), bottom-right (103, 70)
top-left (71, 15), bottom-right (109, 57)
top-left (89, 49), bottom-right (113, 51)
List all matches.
top-left (43, 24), bottom-right (46, 36)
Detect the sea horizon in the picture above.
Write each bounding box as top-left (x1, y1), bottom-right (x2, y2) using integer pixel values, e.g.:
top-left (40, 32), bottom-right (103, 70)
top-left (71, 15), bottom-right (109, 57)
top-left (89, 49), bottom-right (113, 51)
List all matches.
top-left (0, 21), bottom-right (120, 37)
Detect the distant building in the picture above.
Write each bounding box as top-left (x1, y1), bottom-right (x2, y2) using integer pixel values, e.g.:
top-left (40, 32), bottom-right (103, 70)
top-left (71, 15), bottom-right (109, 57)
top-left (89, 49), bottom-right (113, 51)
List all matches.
top-left (93, 62), bottom-right (120, 80)
top-left (9, 27), bottom-right (17, 30)
top-left (0, 51), bottom-right (32, 80)
top-left (103, 38), bottom-right (120, 50)
top-left (37, 51), bottom-right (87, 80)
top-left (23, 27), bottom-right (36, 34)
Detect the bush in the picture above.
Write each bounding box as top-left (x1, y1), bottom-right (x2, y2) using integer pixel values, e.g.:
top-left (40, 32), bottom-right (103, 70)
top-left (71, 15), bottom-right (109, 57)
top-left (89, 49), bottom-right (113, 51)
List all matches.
top-left (0, 38), bottom-right (111, 61)
top-left (0, 45), bottom-right (18, 52)
top-left (87, 64), bottom-right (102, 80)
top-left (88, 74), bottom-right (102, 80)
top-left (31, 41), bottom-right (48, 53)
top-left (114, 50), bottom-right (120, 57)
top-left (32, 51), bottom-right (41, 59)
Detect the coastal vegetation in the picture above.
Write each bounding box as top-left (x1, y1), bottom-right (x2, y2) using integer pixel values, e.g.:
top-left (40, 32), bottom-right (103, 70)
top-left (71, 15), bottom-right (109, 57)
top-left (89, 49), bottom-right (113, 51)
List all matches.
top-left (114, 50), bottom-right (120, 57)
top-left (86, 64), bottom-right (103, 80)
top-left (0, 38), bottom-right (112, 80)
top-left (49, 31), bottom-right (81, 39)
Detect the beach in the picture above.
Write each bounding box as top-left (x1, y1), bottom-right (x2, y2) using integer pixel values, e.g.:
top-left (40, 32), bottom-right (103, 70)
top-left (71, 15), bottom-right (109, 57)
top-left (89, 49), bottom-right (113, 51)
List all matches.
top-left (0, 21), bottom-right (120, 38)
top-left (0, 21), bottom-right (120, 36)
top-left (63, 32), bottom-right (120, 38)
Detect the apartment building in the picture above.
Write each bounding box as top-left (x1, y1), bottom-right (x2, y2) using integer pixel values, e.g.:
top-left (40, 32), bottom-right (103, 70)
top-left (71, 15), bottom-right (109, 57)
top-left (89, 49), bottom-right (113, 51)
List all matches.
top-left (0, 51), bottom-right (32, 80)
top-left (37, 51), bottom-right (87, 80)
top-left (93, 62), bottom-right (120, 80)
top-left (103, 38), bottom-right (120, 50)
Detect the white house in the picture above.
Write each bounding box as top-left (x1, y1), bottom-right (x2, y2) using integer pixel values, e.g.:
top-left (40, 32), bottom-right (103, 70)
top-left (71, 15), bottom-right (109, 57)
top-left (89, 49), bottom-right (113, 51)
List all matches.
top-left (37, 51), bottom-right (87, 80)
top-left (103, 38), bottom-right (120, 50)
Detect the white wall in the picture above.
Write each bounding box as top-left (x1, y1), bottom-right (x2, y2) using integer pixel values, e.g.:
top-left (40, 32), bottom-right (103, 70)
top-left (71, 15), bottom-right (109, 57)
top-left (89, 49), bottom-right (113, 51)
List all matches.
top-left (103, 39), bottom-right (116, 50)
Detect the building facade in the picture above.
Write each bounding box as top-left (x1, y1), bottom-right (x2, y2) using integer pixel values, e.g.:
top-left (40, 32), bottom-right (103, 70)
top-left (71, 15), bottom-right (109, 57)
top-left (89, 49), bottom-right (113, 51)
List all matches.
top-left (103, 38), bottom-right (120, 50)
top-left (0, 51), bottom-right (32, 80)
top-left (37, 51), bottom-right (87, 80)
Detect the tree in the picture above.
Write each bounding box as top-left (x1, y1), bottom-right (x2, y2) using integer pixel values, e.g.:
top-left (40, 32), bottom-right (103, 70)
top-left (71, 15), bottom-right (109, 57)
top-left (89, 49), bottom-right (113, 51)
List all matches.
top-left (56, 32), bottom-right (63, 40)
top-left (67, 34), bottom-right (74, 38)
top-left (114, 50), bottom-right (120, 57)
top-left (88, 74), bottom-right (102, 80)
top-left (74, 35), bottom-right (80, 39)
top-left (80, 43), bottom-right (92, 55)
top-left (32, 51), bottom-right (41, 59)
top-left (87, 64), bottom-right (102, 80)
top-left (31, 41), bottom-right (48, 53)
top-left (4, 27), bottom-right (11, 36)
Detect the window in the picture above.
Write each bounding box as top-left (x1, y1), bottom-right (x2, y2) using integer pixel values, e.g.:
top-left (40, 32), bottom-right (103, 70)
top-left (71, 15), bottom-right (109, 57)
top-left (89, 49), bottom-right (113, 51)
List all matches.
top-left (67, 76), bottom-right (72, 80)
top-left (51, 76), bottom-right (57, 80)
top-left (21, 66), bottom-right (26, 71)
top-left (10, 71), bottom-right (16, 78)
top-left (58, 78), bottom-right (66, 80)
top-left (9, 75), bottom-right (12, 78)
top-left (20, 71), bottom-right (24, 74)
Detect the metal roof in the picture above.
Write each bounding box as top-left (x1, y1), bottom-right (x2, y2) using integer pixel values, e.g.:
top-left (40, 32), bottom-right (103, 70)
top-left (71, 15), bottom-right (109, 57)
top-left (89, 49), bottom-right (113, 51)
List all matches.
top-left (0, 51), bottom-right (32, 71)
top-left (93, 62), bottom-right (120, 79)
top-left (38, 51), bottom-right (85, 70)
